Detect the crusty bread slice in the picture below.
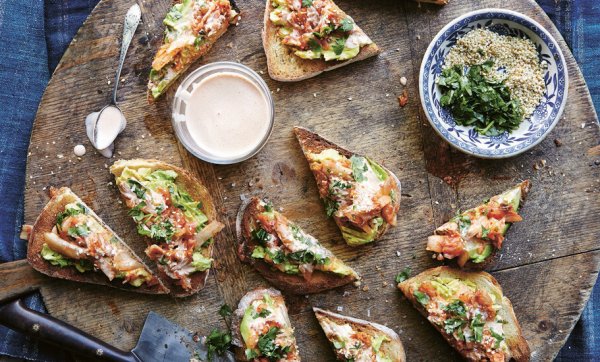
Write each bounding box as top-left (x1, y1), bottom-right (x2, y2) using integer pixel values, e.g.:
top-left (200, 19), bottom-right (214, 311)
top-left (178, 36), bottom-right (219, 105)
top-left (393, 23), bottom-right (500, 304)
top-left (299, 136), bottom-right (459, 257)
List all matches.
top-left (236, 197), bottom-right (359, 294)
top-left (27, 187), bottom-right (168, 294)
top-left (231, 288), bottom-right (300, 361)
top-left (262, 0), bottom-right (380, 82)
top-left (294, 126), bottom-right (401, 244)
top-left (398, 266), bottom-right (530, 362)
top-left (313, 307), bottom-right (406, 362)
top-left (110, 159), bottom-right (220, 297)
top-left (147, 1), bottom-right (239, 102)
top-left (430, 180), bottom-right (531, 271)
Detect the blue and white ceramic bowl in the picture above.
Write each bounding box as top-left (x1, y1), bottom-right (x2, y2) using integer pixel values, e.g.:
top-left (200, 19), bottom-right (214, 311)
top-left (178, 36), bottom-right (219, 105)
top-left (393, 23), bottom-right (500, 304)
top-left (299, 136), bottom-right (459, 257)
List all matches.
top-left (419, 9), bottom-right (568, 158)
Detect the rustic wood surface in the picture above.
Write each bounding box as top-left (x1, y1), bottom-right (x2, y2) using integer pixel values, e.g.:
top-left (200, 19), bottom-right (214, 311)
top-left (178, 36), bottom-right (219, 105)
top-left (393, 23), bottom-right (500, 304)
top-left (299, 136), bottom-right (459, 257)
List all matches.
top-left (10, 0), bottom-right (599, 360)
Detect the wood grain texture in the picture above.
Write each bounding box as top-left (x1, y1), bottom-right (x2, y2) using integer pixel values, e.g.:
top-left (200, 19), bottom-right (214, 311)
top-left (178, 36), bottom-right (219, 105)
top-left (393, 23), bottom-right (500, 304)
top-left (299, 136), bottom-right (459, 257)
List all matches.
top-left (14, 0), bottom-right (599, 360)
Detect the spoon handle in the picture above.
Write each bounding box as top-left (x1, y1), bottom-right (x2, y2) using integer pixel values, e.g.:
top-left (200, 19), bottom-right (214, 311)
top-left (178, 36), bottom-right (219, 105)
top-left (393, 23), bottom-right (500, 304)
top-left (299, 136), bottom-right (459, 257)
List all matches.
top-left (112, 4), bottom-right (142, 104)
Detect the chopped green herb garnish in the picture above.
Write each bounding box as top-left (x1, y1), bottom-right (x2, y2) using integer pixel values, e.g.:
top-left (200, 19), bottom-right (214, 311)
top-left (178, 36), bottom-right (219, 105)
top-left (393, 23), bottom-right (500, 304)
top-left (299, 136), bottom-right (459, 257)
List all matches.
top-left (444, 317), bottom-right (466, 335)
top-left (324, 197), bottom-right (339, 217)
top-left (205, 329), bottom-right (232, 359)
top-left (414, 291), bottom-right (430, 306)
top-left (218, 304), bottom-right (232, 318)
top-left (394, 267), bottom-right (411, 284)
top-left (443, 300), bottom-right (467, 317)
top-left (253, 309), bottom-right (272, 319)
top-left (302, 0), bottom-right (313, 7)
top-left (471, 314), bottom-right (485, 343)
top-left (256, 327), bottom-right (291, 359)
top-left (251, 228), bottom-right (271, 245)
top-left (340, 17), bottom-right (354, 32)
top-left (332, 37), bottom-right (346, 56)
top-left (350, 155), bottom-right (369, 182)
top-left (67, 224), bottom-right (90, 238)
top-left (437, 60), bottom-right (523, 136)
top-left (490, 330), bottom-right (504, 349)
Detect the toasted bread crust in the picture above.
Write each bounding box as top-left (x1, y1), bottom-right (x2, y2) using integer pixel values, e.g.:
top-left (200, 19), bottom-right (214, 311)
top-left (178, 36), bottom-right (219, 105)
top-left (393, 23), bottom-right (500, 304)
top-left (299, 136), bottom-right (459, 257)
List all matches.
top-left (313, 307), bottom-right (406, 362)
top-left (262, 0), bottom-right (380, 82)
top-left (27, 187), bottom-right (168, 294)
top-left (398, 266), bottom-right (530, 362)
top-left (236, 197), bottom-right (358, 294)
top-left (293, 126), bottom-right (401, 243)
top-left (110, 159), bottom-right (220, 297)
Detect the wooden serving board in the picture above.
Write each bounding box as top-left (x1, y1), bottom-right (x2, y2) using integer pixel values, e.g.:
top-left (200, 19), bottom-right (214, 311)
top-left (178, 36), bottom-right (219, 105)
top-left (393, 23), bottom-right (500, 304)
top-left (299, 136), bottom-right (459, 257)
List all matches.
top-left (14, 0), bottom-right (599, 360)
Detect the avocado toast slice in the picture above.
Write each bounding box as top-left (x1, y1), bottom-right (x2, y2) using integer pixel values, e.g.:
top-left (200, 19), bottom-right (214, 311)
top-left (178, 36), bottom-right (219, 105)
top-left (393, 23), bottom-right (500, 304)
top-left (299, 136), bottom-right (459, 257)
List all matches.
top-left (232, 288), bottom-right (301, 361)
top-left (147, 0), bottom-right (239, 101)
top-left (294, 127), bottom-right (401, 246)
top-left (398, 266), bottom-right (530, 362)
top-left (313, 307), bottom-right (406, 362)
top-left (26, 187), bottom-right (168, 294)
top-left (426, 181), bottom-right (531, 269)
top-left (110, 159), bottom-right (224, 297)
top-left (263, 0), bottom-right (380, 81)
top-left (237, 197), bottom-right (359, 294)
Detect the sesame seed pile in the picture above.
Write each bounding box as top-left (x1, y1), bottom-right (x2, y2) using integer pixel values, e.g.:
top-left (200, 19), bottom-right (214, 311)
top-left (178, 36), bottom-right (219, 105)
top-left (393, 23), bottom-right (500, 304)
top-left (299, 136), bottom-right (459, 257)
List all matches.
top-left (443, 28), bottom-right (547, 119)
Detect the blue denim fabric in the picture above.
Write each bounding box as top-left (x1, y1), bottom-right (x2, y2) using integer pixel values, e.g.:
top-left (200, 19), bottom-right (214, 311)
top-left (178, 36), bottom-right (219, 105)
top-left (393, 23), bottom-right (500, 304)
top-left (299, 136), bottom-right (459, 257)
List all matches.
top-left (0, 0), bottom-right (597, 360)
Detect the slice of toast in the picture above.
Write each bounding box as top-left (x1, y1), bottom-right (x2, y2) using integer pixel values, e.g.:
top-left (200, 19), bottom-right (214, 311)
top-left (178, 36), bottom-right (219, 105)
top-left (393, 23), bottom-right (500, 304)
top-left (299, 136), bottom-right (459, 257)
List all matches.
top-left (147, 0), bottom-right (239, 101)
top-left (262, 0), bottom-right (380, 81)
top-left (27, 187), bottom-right (168, 294)
top-left (426, 181), bottom-right (531, 270)
top-left (294, 126), bottom-right (401, 246)
top-left (236, 197), bottom-right (359, 294)
top-left (232, 288), bottom-right (301, 361)
top-left (110, 159), bottom-right (222, 297)
top-left (313, 307), bottom-right (406, 361)
top-left (398, 266), bottom-right (530, 361)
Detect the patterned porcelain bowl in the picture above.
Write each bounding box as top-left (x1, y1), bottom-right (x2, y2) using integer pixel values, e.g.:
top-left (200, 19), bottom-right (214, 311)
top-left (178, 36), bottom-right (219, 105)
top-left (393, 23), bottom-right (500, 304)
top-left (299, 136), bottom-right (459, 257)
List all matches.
top-left (419, 9), bottom-right (568, 158)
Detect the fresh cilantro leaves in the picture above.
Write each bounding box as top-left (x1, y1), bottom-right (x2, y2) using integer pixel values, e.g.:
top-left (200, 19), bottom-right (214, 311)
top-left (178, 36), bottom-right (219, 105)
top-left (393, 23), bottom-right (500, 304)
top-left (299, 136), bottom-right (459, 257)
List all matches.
top-left (413, 291), bottom-right (430, 306)
top-left (350, 155), bottom-right (369, 182)
top-left (253, 309), bottom-right (272, 319)
top-left (332, 37), bottom-right (346, 55)
top-left (324, 197), bottom-right (339, 217)
top-left (490, 330), bottom-right (504, 348)
top-left (205, 329), bottom-right (232, 359)
top-left (444, 317), bottom-right (466, 335)
top-left (127, 179), bottom-right (146, 199)
top-left (251, 228), bottom-right (271, 245)
top-left (443, 300), bottom-right (467, 317)
top-left (67, 224), bottom-right (90, 238)
top-left (340, 17), bottom-right (354, 32)
top-left (302, 0), bottom-right (313, 7)
top-left (394, 267), bottom-right (412, 284)
top-left (56, 203), bottom-right (86, 230)
top-left (218, 304), bottom-right (232, 318)
top-left (256, 327), bottom-right (291, 359)
top-left (308, 38), bottom-right (322, 52)
top-left (437, 60), bottom-right (523, 136)
top-left (471, 314), bottom-right (485, 343)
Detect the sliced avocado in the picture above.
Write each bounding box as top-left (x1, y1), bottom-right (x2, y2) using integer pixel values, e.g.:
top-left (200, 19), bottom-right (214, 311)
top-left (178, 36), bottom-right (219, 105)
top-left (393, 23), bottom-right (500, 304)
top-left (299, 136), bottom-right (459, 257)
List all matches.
top-left (191, 251), bottom-right (212, 271)
top-left (309, 148), bottom-right (346, 163)
top-left (337, 46), bottom-right (360, 61)
top-left (269, 7), bottom-right (288, 26)
top-left (372, 334), bottom-right (389, 352)
top-left (322, 258), bottom-right (354, 277)
top-left (294, 49), bottom-right (322, 59)
top-left (340, 217), bottom-right (383, 246)
top-left (497, 184), bottom-right (523, 234)
top-left (469, 244), bottom-right (493, 264)
top-left (431, 277), bottom-right (462, 299)
top-left (367, 158), bottom-right (388, 181)
top-left (240, 306), bottom-right (254, 346)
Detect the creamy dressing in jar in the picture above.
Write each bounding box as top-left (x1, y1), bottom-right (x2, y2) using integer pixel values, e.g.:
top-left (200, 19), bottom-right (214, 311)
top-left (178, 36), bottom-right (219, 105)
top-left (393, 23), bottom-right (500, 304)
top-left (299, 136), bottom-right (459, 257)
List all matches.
top-left (185, 73), bottom-right (270, 160)
top-left (172, 62), bottom-right (274, 164)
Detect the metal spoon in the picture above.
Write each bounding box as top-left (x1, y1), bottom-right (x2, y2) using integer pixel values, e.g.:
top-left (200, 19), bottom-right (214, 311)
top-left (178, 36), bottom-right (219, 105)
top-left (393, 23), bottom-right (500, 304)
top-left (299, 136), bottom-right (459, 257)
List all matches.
top-left (86, 4), bottom-right (141, 157)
